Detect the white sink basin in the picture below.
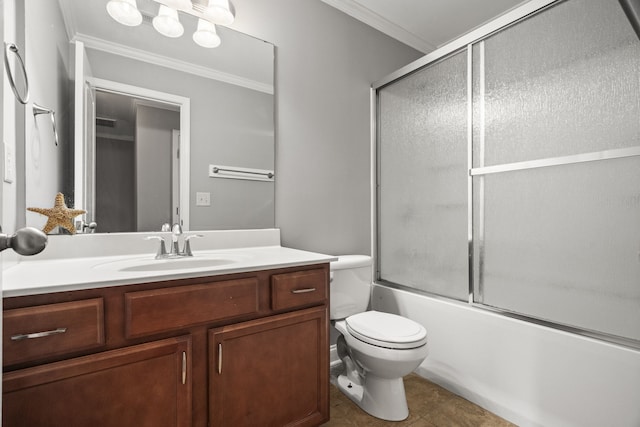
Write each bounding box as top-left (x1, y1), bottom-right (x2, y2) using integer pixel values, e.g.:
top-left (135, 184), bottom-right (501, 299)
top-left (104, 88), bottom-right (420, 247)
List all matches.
top-left (93, 255), bottom-right (242, 273)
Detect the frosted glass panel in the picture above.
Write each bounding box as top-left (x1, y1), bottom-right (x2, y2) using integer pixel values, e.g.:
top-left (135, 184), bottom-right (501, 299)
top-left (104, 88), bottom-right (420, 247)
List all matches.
top-left (378, 52), bottom-right (468, 300)
top-left (474, 157), bottom-right (640, 340)
top-left (376, 0), bottom-right (640, 345)
top-left (474, 0), bottom-right (640, 166)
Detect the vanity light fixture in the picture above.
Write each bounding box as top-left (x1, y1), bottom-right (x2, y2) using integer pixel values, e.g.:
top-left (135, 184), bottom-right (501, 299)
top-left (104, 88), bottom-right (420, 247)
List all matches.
top-left (193, 19), bottom-right (221, 48)
top-left (203, 0), bottom-right (235, 26)
top-left (153, 4), bottom-right (185, 38)
top-left (106, 0), bottom-right (143, 26)
top-left (106, 0), bottom-right (235, 48)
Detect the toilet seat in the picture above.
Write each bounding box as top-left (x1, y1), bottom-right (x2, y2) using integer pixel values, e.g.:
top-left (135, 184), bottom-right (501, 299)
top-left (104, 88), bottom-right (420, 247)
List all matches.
top-left (345, 311), bottom-right (427, 349)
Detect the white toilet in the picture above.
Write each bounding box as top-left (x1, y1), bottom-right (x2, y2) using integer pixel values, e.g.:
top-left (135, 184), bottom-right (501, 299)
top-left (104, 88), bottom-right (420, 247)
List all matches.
top-left (330, 255), bottom-right (428, 421)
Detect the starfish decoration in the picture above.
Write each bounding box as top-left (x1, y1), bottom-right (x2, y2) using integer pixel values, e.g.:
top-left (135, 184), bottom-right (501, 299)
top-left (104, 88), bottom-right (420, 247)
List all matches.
top-left (27, 193), bottom-right (86, 234)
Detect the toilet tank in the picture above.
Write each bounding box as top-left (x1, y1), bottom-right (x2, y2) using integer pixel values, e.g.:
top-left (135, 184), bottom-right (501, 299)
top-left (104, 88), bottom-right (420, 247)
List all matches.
top-left (330, 255), bottom-right (373, 320)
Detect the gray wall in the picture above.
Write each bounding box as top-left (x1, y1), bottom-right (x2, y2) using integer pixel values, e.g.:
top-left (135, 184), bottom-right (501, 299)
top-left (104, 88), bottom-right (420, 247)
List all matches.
top-left (230, 0), bottom-right (422, 255)
top-left (23, 0), bottom-right (72, 229)
top-left (3, 0), bottom-right (20, 234)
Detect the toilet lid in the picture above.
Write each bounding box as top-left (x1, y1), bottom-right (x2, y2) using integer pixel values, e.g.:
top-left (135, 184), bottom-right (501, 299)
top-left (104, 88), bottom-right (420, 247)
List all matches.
top-left (345, 311), bottom-right (427, 349)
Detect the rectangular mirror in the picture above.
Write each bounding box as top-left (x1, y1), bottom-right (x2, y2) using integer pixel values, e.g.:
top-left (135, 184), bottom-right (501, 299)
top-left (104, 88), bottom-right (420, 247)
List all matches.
top-left (23, 0), bottom-right (275, 233)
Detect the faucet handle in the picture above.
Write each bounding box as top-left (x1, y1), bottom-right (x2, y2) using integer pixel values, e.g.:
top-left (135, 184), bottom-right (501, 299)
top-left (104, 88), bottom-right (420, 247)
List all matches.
top-left (145, 236), bottom-right (168, 259)
top-left (171, 223), bottom-right (183, 235)
top-left (183, 234), bottom-right (204, 257)
top-left (161, 223), bottom-right (171, 232)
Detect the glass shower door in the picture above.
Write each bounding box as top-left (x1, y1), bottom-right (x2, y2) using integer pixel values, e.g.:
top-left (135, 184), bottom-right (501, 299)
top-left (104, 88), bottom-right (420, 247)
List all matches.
top-left (471, 0), bottom-right (640, 341)
top-left (377, 51), bottom-right (469, 301)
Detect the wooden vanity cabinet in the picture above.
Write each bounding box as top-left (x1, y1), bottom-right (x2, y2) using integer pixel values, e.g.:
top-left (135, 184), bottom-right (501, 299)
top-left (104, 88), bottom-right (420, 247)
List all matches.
top-left (209, 306), bottom-right (328, 427)
top-left (2, 263), bottom-right (330, 427)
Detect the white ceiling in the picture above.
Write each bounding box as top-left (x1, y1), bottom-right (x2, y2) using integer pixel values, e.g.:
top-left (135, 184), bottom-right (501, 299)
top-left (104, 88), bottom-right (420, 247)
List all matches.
top-left (321, 0), bottom-right (530, 53)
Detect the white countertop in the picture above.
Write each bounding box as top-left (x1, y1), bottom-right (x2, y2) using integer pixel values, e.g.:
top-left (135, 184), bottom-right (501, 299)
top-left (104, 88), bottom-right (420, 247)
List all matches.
top-left (2, 229), bottom-right (337, 298)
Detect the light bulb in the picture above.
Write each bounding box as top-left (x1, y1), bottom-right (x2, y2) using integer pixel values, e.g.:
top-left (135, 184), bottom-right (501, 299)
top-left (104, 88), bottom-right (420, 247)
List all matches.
top-left (203, 0), bottom-right (235, 26)
top-left (153, 5), bottom-right (184, 38)
top-left (193, 19), bottom-right (221, 48)
top-left (106, 0), bottom-right (143, 27)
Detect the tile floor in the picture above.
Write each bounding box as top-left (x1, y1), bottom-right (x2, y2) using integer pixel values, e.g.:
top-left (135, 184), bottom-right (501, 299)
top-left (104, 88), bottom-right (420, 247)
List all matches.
top-left (322, 374), bottom-right (515, 427)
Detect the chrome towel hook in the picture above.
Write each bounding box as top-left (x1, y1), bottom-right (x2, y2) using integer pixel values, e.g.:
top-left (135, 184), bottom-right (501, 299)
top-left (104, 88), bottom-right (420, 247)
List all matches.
top-left (3, 43), bottom-right (29, 104)
top-left (33, 103), bottom-right (59, 146)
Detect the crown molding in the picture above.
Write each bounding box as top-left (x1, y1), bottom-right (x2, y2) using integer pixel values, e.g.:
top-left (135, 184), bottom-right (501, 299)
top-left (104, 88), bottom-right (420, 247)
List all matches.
top-left (321, 0), bottom-right (436, 53)
top-left (72, 33), bottom-right (274, 95)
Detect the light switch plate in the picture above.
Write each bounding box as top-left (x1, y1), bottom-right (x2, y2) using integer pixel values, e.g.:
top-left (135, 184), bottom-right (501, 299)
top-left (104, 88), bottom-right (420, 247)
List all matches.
top-left (196, 192), bottom-right (211, 206)
top-left (3, 142), bottom-right (15, 183)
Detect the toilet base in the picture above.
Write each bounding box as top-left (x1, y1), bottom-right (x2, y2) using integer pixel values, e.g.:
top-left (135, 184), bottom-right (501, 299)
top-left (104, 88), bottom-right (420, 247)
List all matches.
top-left (336, 373), bottom-right (409, 421)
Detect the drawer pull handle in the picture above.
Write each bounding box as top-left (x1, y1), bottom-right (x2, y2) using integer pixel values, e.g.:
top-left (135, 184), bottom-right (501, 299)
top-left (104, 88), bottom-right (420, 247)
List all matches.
top-left (218, 343), bottom-right (223, 374)
top-left (291, 288), bottom-right (316, 294)
top-left (11, 327), bottom-right (67, 341)
top-left (182, 351), bottom-right (187, 385)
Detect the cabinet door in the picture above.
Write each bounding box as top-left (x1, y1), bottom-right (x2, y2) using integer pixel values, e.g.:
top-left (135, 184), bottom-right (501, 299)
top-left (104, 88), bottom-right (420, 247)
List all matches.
top-left (209, 306), bottom-right (329, 427)
top-left (3, 336), bottom-right (191, 427)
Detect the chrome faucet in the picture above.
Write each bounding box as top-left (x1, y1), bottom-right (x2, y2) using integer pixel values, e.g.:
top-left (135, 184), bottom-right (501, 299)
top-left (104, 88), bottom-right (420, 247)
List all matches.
top-left (147, 223), bottom-right (202, 259)
top-left (171, 223), bottom-right (183, 256)
top-left (75, 220), bottom-right (98, 234)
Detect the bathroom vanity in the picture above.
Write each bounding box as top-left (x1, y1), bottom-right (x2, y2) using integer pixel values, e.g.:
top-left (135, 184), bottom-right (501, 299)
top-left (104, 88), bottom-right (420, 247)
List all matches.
top-left (2, 231), bottom-right (333, 427)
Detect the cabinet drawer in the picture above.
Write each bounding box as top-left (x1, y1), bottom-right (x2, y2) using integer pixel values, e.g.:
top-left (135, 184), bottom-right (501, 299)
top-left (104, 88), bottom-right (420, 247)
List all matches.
top-left (125, 278), bottom-right (259, 338)
top-left (271, 269), bottom-right (328, 311)
top-left (3, 298), bottom-right (105, 366)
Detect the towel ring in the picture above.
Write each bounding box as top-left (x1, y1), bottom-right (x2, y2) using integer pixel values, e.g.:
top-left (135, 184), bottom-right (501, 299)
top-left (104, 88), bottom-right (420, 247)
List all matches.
top-left (3, 43), bottom-right (29, 104)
